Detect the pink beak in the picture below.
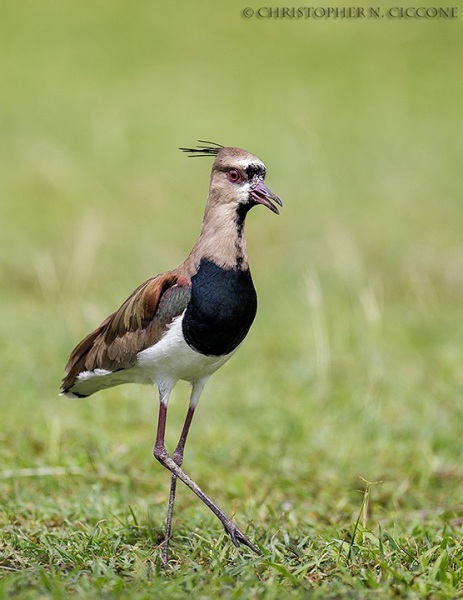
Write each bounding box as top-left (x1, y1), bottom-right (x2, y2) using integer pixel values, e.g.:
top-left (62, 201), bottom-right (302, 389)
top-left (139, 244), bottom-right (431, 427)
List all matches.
top-left (249, 181), bottom-right (282, 215)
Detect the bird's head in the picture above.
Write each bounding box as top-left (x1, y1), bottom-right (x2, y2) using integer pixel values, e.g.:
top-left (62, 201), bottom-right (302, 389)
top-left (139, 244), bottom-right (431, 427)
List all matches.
top-left (180, 142), bottom-right (282, 217)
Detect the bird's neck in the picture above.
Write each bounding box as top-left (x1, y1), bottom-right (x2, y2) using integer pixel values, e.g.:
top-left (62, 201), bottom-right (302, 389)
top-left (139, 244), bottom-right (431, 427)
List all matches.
top-left (183, 200), bottom-right (250, 274)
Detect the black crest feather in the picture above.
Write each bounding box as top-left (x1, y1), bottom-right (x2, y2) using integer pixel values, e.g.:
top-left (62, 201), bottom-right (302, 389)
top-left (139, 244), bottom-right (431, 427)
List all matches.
top-left (179, 140), bottom-right (224, 158)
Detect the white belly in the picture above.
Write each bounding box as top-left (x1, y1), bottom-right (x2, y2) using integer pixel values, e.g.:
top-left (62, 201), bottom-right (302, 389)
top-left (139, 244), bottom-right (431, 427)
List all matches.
top-left (136, 314), bottom-right (235, 386)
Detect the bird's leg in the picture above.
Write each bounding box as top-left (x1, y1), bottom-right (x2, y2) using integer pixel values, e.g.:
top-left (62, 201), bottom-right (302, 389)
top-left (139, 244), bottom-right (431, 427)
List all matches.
top-left (162, 406), bottom-right (195, 566)
top-left (153, 402), bottom-right (260, 561)
top-left (162, 476), bottom-right (177, 566)
top-left (154, 400), bottom-right (174, 567)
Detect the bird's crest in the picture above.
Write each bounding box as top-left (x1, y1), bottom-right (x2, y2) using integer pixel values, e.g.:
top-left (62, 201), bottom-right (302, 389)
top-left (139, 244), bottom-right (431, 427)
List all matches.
top-left (179, 140), bottom-right (224, 157)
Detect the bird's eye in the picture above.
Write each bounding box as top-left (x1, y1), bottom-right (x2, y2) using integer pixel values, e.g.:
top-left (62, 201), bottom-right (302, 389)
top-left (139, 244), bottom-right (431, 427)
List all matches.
top-left (227, 168), bottom-right (242, 183)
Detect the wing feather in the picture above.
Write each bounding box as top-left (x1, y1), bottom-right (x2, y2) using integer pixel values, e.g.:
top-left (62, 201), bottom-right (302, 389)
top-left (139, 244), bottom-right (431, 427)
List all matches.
top-left (61, 271), bottom-right (191, 394)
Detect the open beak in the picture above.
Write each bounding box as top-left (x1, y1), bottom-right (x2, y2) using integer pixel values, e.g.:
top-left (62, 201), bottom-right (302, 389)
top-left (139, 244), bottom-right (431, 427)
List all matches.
top-left (249, 181), bottom-right (283, 215)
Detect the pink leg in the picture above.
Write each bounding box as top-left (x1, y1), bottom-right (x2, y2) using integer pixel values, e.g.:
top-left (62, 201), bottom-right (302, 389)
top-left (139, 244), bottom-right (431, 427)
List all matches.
top-left (162, 406), bottom-right (195, 566)
top-left (153, 402), bottom-right (260, 566)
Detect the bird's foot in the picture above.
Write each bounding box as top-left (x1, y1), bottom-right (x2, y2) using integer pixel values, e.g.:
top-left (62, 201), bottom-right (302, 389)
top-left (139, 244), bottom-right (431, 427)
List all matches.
top-left (160, 543), bottom-right (172, 569)
top-left (223, 519), bottom-right (261, 555)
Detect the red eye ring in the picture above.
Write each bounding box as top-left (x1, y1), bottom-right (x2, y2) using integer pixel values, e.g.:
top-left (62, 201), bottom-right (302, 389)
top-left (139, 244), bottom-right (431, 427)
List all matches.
top-left (227, 168), bottom-right (242, 183)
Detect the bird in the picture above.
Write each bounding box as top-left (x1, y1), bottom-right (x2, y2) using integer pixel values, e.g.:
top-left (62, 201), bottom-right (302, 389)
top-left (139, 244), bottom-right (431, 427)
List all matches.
top-left (60, 141), bottom-right (282, 565)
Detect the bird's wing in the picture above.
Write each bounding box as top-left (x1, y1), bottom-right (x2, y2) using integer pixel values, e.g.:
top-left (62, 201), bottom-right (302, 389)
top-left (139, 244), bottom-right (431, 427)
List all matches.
top-left (61, 271), bottom-right (191, 392)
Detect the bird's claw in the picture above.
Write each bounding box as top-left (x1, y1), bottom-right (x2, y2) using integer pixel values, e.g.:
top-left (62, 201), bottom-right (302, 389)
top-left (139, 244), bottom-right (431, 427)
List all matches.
top-left (224, 521), bottom-right (262, 555)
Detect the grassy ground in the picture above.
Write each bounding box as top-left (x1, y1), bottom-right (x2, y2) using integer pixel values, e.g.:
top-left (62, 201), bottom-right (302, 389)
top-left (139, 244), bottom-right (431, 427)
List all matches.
top-left (1, 1), bottom-right (463, 597)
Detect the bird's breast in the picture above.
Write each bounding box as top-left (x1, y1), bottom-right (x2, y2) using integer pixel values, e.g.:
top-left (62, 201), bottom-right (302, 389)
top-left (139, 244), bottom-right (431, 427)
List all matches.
top-left (182, 258), bottom-right (257, 356)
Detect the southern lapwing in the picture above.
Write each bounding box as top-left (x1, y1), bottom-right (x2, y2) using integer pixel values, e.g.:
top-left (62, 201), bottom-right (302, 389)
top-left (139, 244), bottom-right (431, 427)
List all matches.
top-left (60, 142), bottom-right (282, 564)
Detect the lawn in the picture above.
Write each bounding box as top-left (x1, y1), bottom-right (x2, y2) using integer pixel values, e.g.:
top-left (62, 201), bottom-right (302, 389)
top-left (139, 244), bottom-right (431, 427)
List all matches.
top-left (1, 1), bottom-right (463, 598)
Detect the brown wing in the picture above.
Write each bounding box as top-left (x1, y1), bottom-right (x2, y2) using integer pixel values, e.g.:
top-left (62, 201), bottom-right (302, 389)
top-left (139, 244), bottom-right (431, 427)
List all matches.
top-left (61, 271), bottom-right (191, 393)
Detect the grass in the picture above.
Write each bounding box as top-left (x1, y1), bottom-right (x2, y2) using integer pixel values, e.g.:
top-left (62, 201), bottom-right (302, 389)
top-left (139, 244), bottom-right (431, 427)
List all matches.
top-left (1, 0), bottom-right (463, 597)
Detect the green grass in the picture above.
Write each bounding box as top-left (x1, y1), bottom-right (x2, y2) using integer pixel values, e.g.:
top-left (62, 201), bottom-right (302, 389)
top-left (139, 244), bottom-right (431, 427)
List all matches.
top-left (2, 1), bottom-right (463, 597)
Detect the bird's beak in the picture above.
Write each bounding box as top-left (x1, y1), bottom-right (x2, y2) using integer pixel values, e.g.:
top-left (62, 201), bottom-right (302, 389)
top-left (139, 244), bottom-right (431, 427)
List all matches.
top-left (249, 181), bottom-right (283, 215)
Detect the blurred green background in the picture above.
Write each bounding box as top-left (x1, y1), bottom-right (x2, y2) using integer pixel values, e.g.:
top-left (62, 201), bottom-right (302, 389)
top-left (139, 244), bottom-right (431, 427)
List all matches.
top-left (1, 0), bottom-right (463, 596)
